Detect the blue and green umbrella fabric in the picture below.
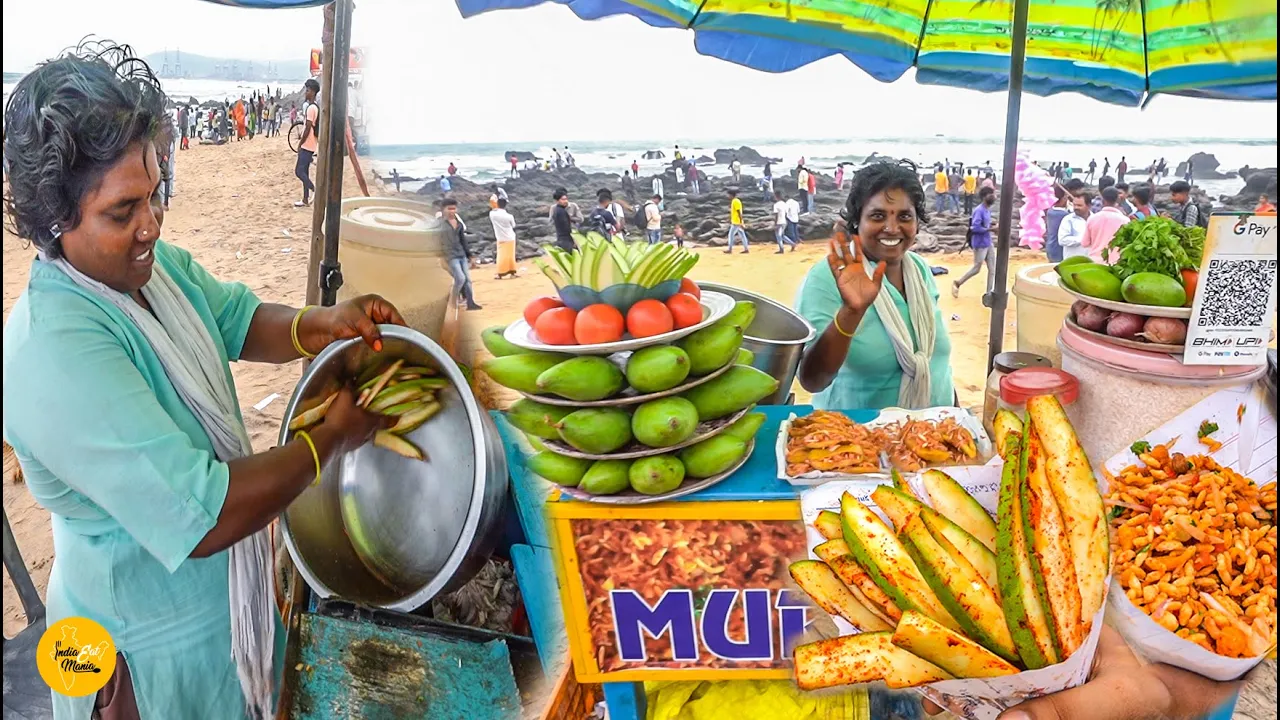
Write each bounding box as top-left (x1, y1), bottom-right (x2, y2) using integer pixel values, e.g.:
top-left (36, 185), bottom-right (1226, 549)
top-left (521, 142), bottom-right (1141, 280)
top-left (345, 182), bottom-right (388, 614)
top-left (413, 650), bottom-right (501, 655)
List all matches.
top-left (454, 0), bottom-right (1277, 105)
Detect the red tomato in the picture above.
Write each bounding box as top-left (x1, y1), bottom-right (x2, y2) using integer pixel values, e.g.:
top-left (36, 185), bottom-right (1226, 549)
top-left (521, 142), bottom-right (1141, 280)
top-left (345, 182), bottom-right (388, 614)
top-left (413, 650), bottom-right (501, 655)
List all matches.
top-left (575, 304), bottom-right (626, 345)
top-left (626, 299), bottom-right (675, 338)
top-left (679, 278), bottom-right (701, 300)
top-left (524, 296), bottom-right (565, 327)
top-left (665, 293), bottom-right (703, 329)
top-left (534, 306), bottom-right (579, 345)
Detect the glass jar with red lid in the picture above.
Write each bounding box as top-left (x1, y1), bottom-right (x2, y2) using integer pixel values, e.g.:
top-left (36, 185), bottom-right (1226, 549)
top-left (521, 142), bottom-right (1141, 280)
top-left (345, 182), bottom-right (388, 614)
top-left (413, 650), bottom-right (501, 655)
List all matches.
top-left (998, 367), bottom-right (1080, 420)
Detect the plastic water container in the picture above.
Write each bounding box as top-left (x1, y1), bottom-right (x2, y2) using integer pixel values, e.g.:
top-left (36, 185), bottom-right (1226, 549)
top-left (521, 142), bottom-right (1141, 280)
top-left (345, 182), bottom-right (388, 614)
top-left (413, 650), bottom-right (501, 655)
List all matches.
top-left (338, 197), bottom-right (453, 343)
top-left (1013, 263), bottom-right (1075, 367)
top-left (1057, 324), bottom-right (1265, 463)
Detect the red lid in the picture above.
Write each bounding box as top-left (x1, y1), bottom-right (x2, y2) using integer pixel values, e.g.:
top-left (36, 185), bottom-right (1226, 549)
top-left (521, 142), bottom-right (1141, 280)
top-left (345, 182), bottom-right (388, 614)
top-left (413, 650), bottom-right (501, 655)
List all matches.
top-left (1000, 367), bottom-right (1080, 406)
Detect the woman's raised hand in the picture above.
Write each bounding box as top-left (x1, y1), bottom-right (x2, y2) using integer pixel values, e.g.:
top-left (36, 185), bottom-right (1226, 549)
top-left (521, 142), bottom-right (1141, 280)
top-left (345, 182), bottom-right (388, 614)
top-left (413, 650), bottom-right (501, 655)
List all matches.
top-left (827, 228), bottom-right (886, 314)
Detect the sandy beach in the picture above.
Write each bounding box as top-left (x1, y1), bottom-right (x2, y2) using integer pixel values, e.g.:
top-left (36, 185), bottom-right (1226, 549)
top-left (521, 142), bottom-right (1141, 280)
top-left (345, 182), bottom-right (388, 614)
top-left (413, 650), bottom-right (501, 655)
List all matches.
top-left (2, 134), bottom-right (1273, 717)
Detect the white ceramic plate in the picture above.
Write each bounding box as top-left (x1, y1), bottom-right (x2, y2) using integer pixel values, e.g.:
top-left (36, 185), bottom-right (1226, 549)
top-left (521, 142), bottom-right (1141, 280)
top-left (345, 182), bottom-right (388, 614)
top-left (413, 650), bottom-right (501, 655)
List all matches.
top-left (503, 290), bottom-right (736, 356)
top-left (557, 440), bottom-right (754, 505)
top-left (1058, 279), bottom-right (1192, 319)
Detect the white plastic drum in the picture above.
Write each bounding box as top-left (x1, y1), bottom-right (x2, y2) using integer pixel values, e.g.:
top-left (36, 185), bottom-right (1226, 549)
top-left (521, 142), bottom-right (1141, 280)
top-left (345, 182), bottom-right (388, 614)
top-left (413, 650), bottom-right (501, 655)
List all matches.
top-left (338, 197), bottom-right (452, 344)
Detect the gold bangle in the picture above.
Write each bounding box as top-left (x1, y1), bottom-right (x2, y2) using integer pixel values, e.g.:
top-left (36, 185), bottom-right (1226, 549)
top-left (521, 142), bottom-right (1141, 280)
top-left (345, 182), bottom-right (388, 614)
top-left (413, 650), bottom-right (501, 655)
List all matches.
top-left (292, 305), bottom-right (317, 359)
top-left (832, 311), bottom-right (855, 338)
top-left (295, 430), bottom-right (322, 486)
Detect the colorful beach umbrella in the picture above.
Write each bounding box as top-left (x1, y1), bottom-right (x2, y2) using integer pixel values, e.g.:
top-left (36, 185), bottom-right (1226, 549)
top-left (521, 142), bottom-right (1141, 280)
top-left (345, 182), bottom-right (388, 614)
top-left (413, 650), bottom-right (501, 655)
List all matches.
top-left (455, 0), bottom-right (1276, 105)
top-left (454, 0), bottom-right (1276, 369)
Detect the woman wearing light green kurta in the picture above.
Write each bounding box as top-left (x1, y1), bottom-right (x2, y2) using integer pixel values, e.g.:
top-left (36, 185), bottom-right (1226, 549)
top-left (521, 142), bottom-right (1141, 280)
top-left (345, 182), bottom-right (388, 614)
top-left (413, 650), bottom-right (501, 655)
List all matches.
top-left (2, 43), bottom-right (405, 719)
top-left (796, 161), bottom-right (955, 412)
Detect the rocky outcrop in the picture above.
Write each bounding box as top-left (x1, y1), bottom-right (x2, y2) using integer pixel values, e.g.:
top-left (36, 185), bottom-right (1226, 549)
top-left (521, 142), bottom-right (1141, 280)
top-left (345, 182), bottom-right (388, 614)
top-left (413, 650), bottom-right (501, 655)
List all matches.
top-left (504, 150), bottom-right (538, 162)
top-left (1177, 152), bottom-right (1235, 180)
top-left (713, 146), bottom-right (777, 165)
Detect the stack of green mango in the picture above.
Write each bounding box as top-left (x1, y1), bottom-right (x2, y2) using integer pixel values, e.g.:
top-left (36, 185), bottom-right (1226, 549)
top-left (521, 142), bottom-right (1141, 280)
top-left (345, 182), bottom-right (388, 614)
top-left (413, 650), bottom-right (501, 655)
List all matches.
top-left (480, 301), bottom-right (781, 497)
top-left (1054, 256), bottom-right (1189, 308)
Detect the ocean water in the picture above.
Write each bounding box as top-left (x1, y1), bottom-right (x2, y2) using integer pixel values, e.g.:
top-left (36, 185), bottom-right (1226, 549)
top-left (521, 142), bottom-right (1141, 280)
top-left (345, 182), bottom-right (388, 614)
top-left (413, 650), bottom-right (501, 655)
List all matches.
top-left (367, 137), bottom-right (1276, 199)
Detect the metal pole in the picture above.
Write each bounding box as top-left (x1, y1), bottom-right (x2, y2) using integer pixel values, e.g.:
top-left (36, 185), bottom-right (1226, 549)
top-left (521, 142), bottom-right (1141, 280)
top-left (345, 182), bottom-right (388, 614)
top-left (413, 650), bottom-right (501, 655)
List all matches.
top-left (305, 6), bottom-right (337, 308)
top-left (319, 0), bottom-right (353, 308)
top-left (986, 0), bottom-right (1030, 375)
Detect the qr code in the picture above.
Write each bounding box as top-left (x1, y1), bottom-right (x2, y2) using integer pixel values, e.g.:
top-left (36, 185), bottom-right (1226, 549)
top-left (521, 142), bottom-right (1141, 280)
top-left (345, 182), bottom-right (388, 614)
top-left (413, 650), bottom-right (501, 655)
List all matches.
top-left (1196, 258), bottom-right (1278, 327)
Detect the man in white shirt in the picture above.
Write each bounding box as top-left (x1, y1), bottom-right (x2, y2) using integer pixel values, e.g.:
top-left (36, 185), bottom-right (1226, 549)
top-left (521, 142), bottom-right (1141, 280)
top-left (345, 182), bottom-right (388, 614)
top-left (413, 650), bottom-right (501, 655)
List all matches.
top-left (644, 194), bottom-right (663, 244)
top-left (731, 158), bottom-right (742, 184)
top-left (489, 197), bottom-right (518, 279)
top-left (796, 166), bottom-right (810, 216)
top-left (1058, 192), bottom-right (1092, 259)
top-left (652, 176), bottom-right (664, 205)
top-left (773, 190), bottom-right (798, 253)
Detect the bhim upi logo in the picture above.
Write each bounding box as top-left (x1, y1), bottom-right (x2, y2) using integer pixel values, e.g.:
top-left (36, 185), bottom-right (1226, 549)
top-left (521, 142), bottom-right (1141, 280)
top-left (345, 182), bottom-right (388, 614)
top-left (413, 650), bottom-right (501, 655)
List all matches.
top-left (35, 617), bottom-right (117, 696)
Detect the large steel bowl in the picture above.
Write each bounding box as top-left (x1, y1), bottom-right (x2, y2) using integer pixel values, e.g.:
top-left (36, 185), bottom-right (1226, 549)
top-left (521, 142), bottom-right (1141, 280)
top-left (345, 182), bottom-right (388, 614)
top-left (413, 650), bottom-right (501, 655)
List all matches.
top-left (696, 283), bottom-right (815, 406)
top-left (279, 325), bottom-right (508, 611)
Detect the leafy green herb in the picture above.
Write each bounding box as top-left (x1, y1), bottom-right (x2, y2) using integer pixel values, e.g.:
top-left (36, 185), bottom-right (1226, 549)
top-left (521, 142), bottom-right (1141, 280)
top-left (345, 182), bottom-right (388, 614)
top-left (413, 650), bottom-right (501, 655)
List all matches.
top-left (1108, 506), bottom-right (1124, 520)
top-left (1106, 216), bottom-right (1205, 281)
top-left (1198, 420), bottom-right (1219, 438)
top-left (1130, 440), bottom-right (1152, 455)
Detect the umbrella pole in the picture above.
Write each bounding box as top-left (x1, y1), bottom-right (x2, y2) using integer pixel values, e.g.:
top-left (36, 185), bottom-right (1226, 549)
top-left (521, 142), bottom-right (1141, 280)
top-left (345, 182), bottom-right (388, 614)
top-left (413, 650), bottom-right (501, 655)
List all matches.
top-left (305, 7), bottom-right (337, 308)
top-left (318, 0), bottom-right (354, 308)
top-left (986, 0), bottom-right (1030, 374)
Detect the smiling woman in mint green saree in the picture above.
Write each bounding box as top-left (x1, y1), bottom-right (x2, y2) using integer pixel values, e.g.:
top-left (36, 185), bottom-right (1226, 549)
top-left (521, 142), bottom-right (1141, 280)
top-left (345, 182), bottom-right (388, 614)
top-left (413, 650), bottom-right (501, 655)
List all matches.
top-left (2, 42), bottom-right (406, 719)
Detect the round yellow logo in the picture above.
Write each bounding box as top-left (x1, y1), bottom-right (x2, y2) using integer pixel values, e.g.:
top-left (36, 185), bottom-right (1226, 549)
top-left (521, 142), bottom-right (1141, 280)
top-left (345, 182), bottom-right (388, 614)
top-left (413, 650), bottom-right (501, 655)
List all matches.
top-left (36, 617), bottom-right (117, 697)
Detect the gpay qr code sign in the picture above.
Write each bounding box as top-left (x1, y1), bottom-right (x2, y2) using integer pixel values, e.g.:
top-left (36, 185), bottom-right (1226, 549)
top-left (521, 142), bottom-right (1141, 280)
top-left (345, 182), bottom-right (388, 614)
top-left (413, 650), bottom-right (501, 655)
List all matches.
top-left (1183, 212), bottom-right (1278, 365)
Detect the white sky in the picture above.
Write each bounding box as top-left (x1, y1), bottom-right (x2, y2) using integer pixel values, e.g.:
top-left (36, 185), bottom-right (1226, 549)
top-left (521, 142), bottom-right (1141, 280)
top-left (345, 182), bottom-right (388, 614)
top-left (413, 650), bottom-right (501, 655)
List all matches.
top-left (5, 0), bottom-right (1278, 146)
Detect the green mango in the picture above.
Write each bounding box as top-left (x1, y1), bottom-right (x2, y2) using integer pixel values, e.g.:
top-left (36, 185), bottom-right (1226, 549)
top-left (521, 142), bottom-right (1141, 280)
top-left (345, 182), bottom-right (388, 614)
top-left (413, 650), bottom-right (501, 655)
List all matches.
top-left (716, 301), bottom-right (757, 333)
top-left (632, 397), bottom-right (700, 448)
top-left (629, 455), bottom-right (686, 495)
top-left (1054, 257), bottom-right (1096, 292)
top-left (677, 323), bottom-right (744, 375)
top-left (506, 398), bottom-right (572, 439)
top-left (734, 348), bottom-right (756, 366)
top-left (557, 407), bottom-right (633, 454)
top-left (481, 325), bottom-right (525, 357)
top-left (681, 365), bottom-right (779, 420)
top-left (625, 346), bottom-right (691, 394)
top-left (722, 412), bottom-right (766, 443)
top-left (1065, 266), bottom-right (1123, 302)
top-left (481, 352), bottom-right (566, 394)
top-left (579, 459), bottom-right (633, 495)
top-left (1120, 272), bottom-right (1187, 307)
top-left (526, 452), bottom-right (593, 486)
top-left (679, 435), bottom-right (747, 478)
top-left (536, 356), bottom-right (625, 401)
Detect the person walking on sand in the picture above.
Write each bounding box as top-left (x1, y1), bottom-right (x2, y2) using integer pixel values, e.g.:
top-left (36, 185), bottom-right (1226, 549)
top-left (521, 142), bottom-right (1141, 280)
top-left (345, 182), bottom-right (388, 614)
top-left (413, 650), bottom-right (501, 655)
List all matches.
top-left (772, 190), bottom-right (796, 253)
top-left (645, 194), bottom-right (663, 244)
top-left (294, 79), bottom-right (320, 208)
top-left (726, 189), bottom-right (749, 254)
top-left (490, 198), bottom-right (518, 279)
top-left (622, 171), bottom-right (637, 204)
top-left (953, 187), bottom-right (998, 298)
top-left (797, 165), bottom-right (811, 214)
top-left (673, 223), bottom-right (686, 249)
top-left (441, 199), bottom-right (483, 310)
top-left (933, 165), bottom-right (950, 214)
top-left (1044, 185), bottom-right (1070, 263)
top-left (1116, 156), bottom-right (1128, 183)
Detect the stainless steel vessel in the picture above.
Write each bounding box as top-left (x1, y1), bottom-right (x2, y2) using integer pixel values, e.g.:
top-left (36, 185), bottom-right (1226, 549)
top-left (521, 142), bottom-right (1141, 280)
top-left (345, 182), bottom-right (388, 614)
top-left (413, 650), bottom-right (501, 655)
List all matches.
top-left (696, 283), bottom-right (816, 405)
top-left (279, 325), bottom-right (508, 611)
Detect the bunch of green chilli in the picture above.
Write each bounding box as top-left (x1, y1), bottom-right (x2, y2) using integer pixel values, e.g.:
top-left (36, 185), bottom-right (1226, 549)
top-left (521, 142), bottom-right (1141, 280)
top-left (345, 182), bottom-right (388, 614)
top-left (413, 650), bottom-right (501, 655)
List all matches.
top-left (1105, 216), bottom-right (1205, 281)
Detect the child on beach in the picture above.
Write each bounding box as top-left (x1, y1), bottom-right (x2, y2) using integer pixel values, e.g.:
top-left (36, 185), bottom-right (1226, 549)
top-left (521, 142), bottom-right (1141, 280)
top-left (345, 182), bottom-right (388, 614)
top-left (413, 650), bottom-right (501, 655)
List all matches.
top-left (673, 223), bottom-right (685, 249)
